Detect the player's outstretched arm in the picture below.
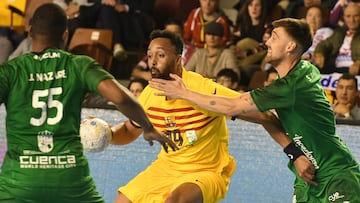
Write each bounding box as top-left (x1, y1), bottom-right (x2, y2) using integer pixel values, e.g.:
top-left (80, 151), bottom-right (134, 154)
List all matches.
top-left (98, 79), bottom-right (178, 152)
top-left (150, 74), bottom-right (259, 116)
top-left (151, 74), bottom-right (318, 183)
top-left (111, 121), bottom-right (142, 145)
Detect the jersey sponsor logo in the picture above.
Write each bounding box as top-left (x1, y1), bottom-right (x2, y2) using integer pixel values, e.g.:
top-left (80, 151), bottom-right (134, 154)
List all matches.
top-left (185, 130), bottom-right (198, 145)
top-left (328, 192), bottom-right (345, 202)
top-left (18, 130), bottom-right (77, 169)
top-left (28, 70), bottom-right (67, 82)
top-left (33, 52), bottom-right (60, 61)
top-left (163, 115), bottom-right (201, 147)
top-left (37, 130), bottom-right (54, 153)
top-left (19, 155), bottom-right (76, 169)
top-left (293, 134), bottom-right (319, 169)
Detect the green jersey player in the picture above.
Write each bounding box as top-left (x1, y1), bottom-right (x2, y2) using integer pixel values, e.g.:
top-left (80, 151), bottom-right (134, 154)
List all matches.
top-left (0, 3), bottom-right (177, 203)
top-left (150, 18), bottom-right (360, 202)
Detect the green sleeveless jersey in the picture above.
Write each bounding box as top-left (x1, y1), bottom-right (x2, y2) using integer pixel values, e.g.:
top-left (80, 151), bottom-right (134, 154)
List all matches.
top-left (251, 60), bottom-right (359, 187)
top-left (0, 49), bottom-right (113, 188)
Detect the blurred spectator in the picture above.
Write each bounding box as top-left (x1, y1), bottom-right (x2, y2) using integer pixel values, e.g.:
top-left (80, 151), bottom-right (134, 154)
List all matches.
top-left (231, 0), bottom-right (272, 86)
top-left (54, 0), bottom-right (102, 40)
top-left (83, 78), bottom-right (143, 109)
top-left (9, 0), bottom-right (100, 61)
top-left (185, 21), bottom-right (239, 80)
top-left (0, 19), bottom-right (26, 63)
top-left (232, 0), bottom-right (272, 46)
top-left (285, 0), bottom-right (336, 19)
top-left (127, 78), bottom-right (148, 98)
top-left (333, 73), bottom-right (360, 119)
top-left (164, 18), bottom-right (197, 67)
top-left (2, 1), bottom-right (57, 63)
top-left (302, 5), bottom-right (334, 63)
top-left (8, 38), bottom-right (32, 60)
top-left (130, 55), bottom-right (151, 81)
top-left (183, 0), bottom-right (231, 48)
top-left (83, 78), bottom-right (147, 108)
top-left (233, 0), bottom-right (285, 20)
top-left (329, 0), bottom-right (360, 26)
top-left (314, 3), bottom-right (360, 74)
top-left (0, 36), bottom-right (13, 64)
top-left (97, 0), bottom-right (155, 59)
top-left (216, 68), bottom-right (239, 91)
top-left (263, 66), bottom-right (279, 116)
top-left (130, 18), bottom-right (196, 81)
top-left (263, 66), bottom-right (278, 87)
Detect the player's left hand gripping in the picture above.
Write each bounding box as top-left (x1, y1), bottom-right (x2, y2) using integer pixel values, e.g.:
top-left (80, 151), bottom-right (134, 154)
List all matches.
top-left (143, 129), bottom-right (179, 153)
top-left (294, 155), bottom-right (318, 186)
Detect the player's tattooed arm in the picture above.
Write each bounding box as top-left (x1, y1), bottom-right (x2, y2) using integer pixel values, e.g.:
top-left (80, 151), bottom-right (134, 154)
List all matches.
top-left (150, 74), bottom-right (260, 115)
top-left (183, 91), bottom-right (260, 116)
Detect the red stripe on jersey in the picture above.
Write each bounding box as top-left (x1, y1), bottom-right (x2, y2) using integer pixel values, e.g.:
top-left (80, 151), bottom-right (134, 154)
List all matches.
top-left (152, 116), bottom-right (212, 128)
top-left (148, 112), bottom-right (203, 120)
top-left (148, 107), bottom-right (195, 113)
top-left (178, 117), bottom-right (217, 133)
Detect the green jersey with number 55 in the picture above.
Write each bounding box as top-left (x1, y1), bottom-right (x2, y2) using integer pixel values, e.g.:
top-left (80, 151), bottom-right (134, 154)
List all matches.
top-left (0, 48), bottom-right (113, 187)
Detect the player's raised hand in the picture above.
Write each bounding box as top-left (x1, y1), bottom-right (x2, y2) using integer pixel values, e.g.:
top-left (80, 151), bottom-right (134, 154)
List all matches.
top-left (149, 73), bottom-right (187, 99)
top-left (143, 128), bottom-right (179, 153)
top-left (294, 155), bottom-right (318, 186)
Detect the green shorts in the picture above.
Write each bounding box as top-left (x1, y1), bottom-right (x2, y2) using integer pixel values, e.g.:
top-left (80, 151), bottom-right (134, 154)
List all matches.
top-left (293, 169), bottom-right (360, 203)
top-left (0, 180), bottom-right (105, 203)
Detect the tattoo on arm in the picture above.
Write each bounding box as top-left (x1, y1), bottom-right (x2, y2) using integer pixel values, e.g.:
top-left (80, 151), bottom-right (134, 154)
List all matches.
top-left (210, 100), bottom-right (216, 105)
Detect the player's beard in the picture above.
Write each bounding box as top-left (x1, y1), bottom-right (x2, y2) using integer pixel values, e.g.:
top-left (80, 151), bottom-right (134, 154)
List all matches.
top-left (151, 62), bottom-right (175, 80)
top-left (265, 50), bottom-right (280, 67)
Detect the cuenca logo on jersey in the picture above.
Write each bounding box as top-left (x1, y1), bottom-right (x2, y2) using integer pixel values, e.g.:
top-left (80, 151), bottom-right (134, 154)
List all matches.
top-left (19, 155), bottom-right (76, 169)
top-left (293, 134), bottom-right (319, 169)
top-left (19, 130), bottom-right (77, 169)
top-left (328, 192), bottom-right (345, 202)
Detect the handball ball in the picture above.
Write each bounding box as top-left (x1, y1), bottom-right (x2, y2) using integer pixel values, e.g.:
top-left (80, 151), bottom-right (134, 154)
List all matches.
top-left (80, 117), bottom-right (112, 152)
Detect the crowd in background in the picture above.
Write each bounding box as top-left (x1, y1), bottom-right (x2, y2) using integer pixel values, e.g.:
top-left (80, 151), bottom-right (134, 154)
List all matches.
top-left (1, 0), bottom-right (360, 121)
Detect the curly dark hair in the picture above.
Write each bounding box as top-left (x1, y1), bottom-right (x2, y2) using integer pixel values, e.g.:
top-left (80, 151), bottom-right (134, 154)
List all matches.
top-left (149, 29), bottom-right (184, 55)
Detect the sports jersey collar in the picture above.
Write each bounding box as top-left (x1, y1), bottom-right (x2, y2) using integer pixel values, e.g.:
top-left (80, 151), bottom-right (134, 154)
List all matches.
top-left (287, 59), bottom-right (302, 76)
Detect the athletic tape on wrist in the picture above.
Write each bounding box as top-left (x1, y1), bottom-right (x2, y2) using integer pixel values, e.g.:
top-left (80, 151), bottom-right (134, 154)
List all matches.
top-left (283, 142), bottom-right (304, 162)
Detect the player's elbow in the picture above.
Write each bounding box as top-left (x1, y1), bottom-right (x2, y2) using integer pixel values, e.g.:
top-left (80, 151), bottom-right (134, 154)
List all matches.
top-left (222, 107), bottom-right (236, 117)
top-left (113, 94), bottom-right (137, 110)
top-left (111, 123), bottom-right (139, 145)
top-left (111, 131), bottom-right (138, 145)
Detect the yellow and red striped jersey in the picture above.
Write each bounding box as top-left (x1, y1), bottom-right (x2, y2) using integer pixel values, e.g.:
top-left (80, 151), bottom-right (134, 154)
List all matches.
top-left (137, 69), bottom-right (240, 173)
